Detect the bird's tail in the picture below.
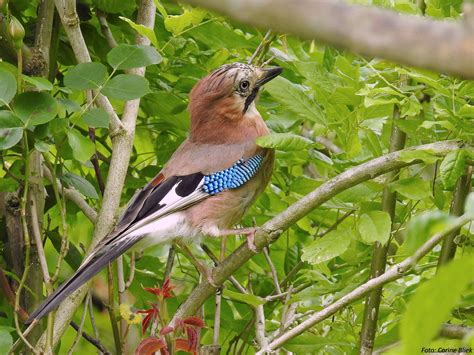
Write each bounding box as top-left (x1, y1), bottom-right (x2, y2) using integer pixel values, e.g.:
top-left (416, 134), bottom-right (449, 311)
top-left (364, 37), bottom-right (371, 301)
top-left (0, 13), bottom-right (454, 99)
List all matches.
top-left (26, 233), bottom-right (142, 324)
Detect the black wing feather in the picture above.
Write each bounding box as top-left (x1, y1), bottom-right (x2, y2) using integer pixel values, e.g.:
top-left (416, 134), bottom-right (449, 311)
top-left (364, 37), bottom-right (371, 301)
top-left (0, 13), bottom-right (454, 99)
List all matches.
top-left (26, 172), bottom-right (205, 324)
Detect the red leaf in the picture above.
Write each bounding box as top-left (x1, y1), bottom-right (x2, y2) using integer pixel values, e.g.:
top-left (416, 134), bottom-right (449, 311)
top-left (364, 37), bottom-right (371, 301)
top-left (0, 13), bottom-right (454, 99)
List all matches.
top-left (143, 279), bottom-right (175, 300)
top-left (160, 325), bottom-right (174, 335)
top-left (137, 304), bottom-right (159, 334)
top-left (135, 337), bottom-right (167, 355)
top-left (175, 338), bottom-right (192, 352)
top-left (183, 316), bottom-right (205, 328)
top-left (186, 326), bottom-right (198, 351)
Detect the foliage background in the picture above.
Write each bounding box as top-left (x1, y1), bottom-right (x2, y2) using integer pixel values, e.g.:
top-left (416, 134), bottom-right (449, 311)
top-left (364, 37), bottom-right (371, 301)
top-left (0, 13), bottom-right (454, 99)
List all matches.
top-left (0, 0), bottom-right (473, 353)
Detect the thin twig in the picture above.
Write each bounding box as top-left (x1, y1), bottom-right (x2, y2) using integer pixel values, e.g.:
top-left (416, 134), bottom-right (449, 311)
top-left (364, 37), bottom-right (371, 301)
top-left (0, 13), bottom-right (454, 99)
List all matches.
top-left (248, 30), bottom-right (273, 65)
top-left (96, 9), bottom-right (117, 48)
top-left (67, 293), bottom-right (90, 355)
top-left (263, 247), bottom-right (282, 294)
top-left (124, 252), bottom-right (136, 289)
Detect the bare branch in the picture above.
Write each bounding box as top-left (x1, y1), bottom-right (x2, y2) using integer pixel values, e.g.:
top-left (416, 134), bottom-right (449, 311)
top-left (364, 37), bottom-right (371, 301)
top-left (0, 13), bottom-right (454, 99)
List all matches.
top-left (182, 0), bottom-right (474, 79)
top-left (96, 10), bottom-right (117, 48)
top-left (170, 141), bottom-right (461, 326)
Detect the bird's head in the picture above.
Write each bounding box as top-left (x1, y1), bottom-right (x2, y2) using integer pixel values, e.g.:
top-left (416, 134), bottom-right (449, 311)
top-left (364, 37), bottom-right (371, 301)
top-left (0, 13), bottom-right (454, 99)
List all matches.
top-left (188, 62), bottom-right (282, 142)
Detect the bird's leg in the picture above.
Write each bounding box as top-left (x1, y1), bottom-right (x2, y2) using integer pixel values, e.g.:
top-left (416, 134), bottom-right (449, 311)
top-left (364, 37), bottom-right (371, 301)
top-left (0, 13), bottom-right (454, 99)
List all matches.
top-left (175, 241), bottom-right (218, 288)
top-left (216, 225), bottom-right (258, 253)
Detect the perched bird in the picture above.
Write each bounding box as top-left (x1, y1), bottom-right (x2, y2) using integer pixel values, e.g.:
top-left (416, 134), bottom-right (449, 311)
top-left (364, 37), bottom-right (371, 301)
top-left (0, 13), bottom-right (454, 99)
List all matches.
top-left (27, 62), bottom-right (282, 323)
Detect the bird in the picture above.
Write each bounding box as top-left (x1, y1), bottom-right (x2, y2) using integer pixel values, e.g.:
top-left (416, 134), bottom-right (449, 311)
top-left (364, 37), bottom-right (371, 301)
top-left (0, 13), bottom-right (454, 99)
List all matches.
top-left (26, 62), bottom-right (282, 324)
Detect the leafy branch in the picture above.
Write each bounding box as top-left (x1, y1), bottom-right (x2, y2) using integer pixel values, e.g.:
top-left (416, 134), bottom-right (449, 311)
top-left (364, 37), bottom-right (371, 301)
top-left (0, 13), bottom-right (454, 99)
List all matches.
top-left (170, 140), bottom-right (461, 325)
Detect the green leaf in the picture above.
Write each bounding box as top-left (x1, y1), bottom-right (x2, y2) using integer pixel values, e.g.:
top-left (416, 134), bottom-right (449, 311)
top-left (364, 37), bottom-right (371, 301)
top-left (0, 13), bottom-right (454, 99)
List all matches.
top-left (401, 257), bottom-right (474, 353)
top-left (34, 140), bottom-right (50, 153)
top-left (358, 211), bottom-right (391, 245)
top-left (0, 177), bottom-right (19, 192)
top-left (0, 111), bottom-right (22, 128)
top-left (64, 62), bottom-right (108, 90)
top-left (419, 120), bottom-right (454, 131)
top-left (61, 172), bottom-right (99, 199)
top-left (107, 44), bottom-right (162, 70)
top-left (119, 17), bottom-right (158, 47)
top-left (94, 0), bottom-right (136, 13)
top-left (399, 211), bottom-right (454, 256)
top-left (0, 68), bottom-right (17, 106)
top-left (12, 92), bottom-right (58, 127)
top-left (83, 107), bottom-right (109, 128)
top-left (439, 150), bottom-right (466, 190)
top-left (302, 229), bottom-right (351, 264)
top-left (102, 74), bottom-right (150, 100)
top-left (389, 176), bottom-right (432, 200)
top-left (0, 329), bottom-right (13, 355)
top-left (256, 133), bottom-right (312, 151)
top-left (22, 75), bottom-right (53, 91)
top-left (0, 128), bottom-right (22, 150)
top-left (265, 76), bottom-right (325, 123)
top-left (398, 149), bottom-right (440, 164)
top-left (164, 8), bottom-right (206, 35)
top-left (66, 129), bottom-right (95, 163)
top-left (223, 289), bottom-right (264, 307)
top-left (400, 95), bottom-right (422, 117)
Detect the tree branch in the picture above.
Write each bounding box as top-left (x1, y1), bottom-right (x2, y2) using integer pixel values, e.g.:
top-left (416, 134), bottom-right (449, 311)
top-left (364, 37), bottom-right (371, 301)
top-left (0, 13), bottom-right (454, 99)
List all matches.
top-left (259, 212), bottom-right (474, 352)
top-left (181, 0), bottom-right (474, 79)
top-left (360, 105), bottom-right (406, 354)
top-left (170, 141), bottom-right (461, 326)
top-left (54, 0), bottom-right (123, 133)
top-left (37, 0), bottom-right (157, 349)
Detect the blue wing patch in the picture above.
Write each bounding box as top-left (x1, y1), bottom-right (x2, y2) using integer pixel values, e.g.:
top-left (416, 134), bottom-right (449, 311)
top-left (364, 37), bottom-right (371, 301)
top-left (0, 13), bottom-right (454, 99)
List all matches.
top-left (202, 154), bottom-right (264, 195)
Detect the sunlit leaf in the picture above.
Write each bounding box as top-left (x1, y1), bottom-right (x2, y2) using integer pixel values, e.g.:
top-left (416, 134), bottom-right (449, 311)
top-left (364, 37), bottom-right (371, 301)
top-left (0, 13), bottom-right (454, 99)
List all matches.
top-left (302, 229), bottom-right (351, 264)
top-left (401, 257), bottom-right (474, 353)
top-left (256, 133), bottom-right (313, 151)
top-left (439, 149), bottom-right (467, 190)
top-left (358, 211), bottom-right (391, 245)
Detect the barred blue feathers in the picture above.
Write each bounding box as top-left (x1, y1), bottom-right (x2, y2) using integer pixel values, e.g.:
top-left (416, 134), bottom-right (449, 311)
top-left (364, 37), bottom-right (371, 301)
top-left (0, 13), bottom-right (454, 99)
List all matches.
top-left (202, 154), bottom-right (264, 195)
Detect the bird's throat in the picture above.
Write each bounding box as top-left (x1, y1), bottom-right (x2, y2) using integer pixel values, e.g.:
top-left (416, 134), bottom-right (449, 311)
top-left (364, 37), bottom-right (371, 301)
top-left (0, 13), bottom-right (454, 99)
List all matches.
top-left (243, 87), bottom-right (259, 113)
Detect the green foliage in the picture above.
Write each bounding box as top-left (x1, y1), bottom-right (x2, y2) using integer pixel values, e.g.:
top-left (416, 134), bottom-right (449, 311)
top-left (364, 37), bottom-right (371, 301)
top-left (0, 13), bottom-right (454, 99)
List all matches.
top-left (107, 44), bottom-right (162, 70)
top-left (357, 211), bottom-right (391, 245)
top-left (0, 69), bottom-right (17, 105)
top-left (64, 62), bottom-right (108, 90)
top-left (401, 257), bottom-right (474, 352)
top-left (1, 0), bottom-right (473, 353)
top-left (102, 74), bottom-right (150, 100)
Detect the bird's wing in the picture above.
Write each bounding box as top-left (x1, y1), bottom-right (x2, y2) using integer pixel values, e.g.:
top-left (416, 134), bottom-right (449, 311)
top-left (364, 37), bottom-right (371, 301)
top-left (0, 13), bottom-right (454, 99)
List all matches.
top-left (26, 153), bottom-right (266, 323)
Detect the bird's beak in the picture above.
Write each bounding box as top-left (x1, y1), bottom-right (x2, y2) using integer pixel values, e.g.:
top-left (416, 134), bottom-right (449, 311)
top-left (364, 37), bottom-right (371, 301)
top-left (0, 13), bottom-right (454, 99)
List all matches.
top-left (255, 67), bottom-right (283, 87)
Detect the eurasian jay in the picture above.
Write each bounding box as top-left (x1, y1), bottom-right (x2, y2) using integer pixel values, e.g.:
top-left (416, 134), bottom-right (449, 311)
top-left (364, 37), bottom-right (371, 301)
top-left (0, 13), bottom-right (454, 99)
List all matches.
top-left (27, 62), bottom-right (282, 323)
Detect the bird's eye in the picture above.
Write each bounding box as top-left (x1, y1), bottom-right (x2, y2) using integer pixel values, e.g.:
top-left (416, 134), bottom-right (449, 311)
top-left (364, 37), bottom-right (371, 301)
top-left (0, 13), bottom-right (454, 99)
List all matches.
top-left (239, 80), bottom-right (250, 91)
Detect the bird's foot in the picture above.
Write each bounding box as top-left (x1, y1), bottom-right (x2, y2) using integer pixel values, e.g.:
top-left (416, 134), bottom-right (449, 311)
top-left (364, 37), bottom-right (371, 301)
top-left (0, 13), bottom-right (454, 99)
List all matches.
top-left (218, 227), bottom-right (259, 253)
